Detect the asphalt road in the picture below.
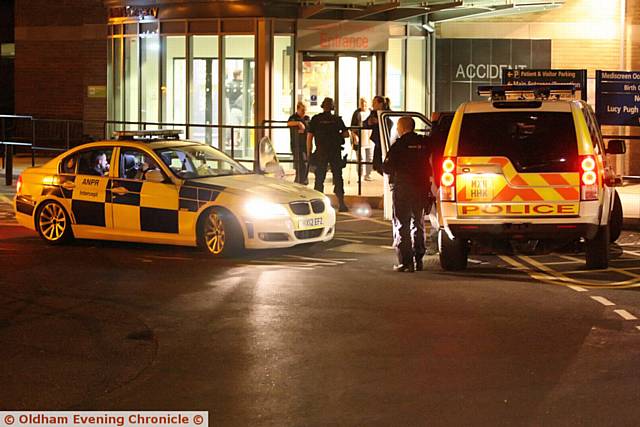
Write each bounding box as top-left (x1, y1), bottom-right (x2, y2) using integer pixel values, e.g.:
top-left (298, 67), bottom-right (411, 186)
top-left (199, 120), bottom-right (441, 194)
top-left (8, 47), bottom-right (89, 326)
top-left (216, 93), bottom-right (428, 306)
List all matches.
top-left (1, 189), bottom-right (640, 425)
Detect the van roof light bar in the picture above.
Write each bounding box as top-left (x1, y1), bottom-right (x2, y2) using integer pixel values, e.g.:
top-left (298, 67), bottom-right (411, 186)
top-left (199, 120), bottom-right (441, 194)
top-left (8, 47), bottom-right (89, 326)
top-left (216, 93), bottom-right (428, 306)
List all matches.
top-left (113, 129), bottom-right (183, 140)
top-left (477, 84), bottom-right (577, 101)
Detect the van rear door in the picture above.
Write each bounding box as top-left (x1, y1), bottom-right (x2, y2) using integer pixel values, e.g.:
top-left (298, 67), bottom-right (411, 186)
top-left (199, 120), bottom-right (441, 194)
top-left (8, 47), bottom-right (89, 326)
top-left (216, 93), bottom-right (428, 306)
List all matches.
top-left (455, 111), bottom-right (581, 218)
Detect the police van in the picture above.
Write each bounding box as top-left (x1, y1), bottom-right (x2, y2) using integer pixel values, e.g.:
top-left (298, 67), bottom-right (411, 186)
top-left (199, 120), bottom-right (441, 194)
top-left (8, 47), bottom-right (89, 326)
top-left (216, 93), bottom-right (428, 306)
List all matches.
top-left (13, 130), bottom-right (336, 256)
top-left (433, 85), bottom-right (625, 270)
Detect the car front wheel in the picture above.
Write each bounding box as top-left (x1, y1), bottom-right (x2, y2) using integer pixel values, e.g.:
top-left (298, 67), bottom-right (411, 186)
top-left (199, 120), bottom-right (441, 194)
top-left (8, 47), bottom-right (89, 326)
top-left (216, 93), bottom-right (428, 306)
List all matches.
top-left (198, 208), bottom-right (243, 257)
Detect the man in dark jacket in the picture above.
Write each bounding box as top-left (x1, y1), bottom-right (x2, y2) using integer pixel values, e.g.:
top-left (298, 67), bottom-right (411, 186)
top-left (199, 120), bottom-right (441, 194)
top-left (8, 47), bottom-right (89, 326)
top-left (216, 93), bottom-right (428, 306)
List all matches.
top-left (287, 101), bottom-right (310, 185)
top-left (383, 116), bottom-right (433, 272)
top-left (307, 97), bottom-right (349, 212)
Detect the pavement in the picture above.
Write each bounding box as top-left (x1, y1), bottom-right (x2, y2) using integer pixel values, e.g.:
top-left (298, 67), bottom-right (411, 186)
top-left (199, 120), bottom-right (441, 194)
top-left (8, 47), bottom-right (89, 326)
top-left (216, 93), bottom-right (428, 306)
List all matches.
top-left (2, 190), bottom-right (640, 423)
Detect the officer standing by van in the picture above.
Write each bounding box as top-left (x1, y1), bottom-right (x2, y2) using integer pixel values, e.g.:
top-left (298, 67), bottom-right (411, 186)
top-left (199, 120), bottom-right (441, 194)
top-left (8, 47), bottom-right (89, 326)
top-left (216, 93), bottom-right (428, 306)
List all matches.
top-left (383, 116), bottom-right (433, 272)
top-left (307, 97), bottom-right (349, 212)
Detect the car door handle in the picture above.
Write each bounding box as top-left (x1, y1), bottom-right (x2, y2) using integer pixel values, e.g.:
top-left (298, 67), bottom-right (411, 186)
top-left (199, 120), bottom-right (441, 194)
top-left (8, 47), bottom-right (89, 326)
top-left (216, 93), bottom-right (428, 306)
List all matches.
top-left (61, 181), bottom-right (75, 190)
top-left (111, 186), bottom-right (129, 195)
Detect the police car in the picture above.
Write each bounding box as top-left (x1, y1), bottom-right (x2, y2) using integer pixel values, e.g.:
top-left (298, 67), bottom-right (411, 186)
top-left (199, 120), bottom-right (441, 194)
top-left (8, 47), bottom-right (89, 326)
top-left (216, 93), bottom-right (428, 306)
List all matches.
top-left (435, 85), bottom-right (625, 270)
top-left (13, 130), bottom-right (336, 256)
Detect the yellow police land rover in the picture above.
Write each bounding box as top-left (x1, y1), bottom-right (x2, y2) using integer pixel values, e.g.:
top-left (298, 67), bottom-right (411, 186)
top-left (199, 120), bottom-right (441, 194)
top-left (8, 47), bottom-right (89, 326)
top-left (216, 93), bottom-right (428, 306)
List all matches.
top-left (437, 85), bottom-right (625, 271)
top-left (13, 130), bottom-right (336, 256)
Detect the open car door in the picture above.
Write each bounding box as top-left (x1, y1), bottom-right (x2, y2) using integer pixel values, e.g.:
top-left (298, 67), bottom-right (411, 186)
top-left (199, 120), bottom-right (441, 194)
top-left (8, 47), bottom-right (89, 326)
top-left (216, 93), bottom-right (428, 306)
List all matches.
top-left (258, 135), bottom-right (285, 179)
top-left (378, 111), bottom-right (432, 220)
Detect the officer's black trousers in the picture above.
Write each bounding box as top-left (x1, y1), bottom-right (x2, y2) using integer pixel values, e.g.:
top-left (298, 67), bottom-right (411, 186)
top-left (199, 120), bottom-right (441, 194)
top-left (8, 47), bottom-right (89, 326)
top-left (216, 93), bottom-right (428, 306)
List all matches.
top-left (314, 152), bottom-right (344, 197)
top-left (392, 188), bottom-right (426, 266)
top-left (291, 142), bottom-right (309, 184)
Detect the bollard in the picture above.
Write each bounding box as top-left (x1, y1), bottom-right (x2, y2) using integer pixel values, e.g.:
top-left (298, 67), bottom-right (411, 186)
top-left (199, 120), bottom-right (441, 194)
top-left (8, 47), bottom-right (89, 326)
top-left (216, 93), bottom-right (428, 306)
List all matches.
top-left (5, 144), bottom-right (13, 186)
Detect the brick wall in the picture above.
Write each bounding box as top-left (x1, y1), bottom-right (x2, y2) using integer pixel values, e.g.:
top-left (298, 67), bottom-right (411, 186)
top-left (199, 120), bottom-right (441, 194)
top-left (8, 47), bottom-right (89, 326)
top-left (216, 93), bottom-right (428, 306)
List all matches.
top-left (14, 0), bottom-right (107, 139)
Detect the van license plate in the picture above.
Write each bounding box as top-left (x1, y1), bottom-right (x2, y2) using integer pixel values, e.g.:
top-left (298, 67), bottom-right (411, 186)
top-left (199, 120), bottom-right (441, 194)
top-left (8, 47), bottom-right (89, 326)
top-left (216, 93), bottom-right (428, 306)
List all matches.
top-left (467, 176), bottom-right (493, 201)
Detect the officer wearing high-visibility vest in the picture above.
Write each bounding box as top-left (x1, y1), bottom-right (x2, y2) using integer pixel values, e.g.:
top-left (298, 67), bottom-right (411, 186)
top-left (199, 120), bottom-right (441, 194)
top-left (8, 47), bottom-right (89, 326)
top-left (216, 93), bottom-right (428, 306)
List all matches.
top-left (383, 116), bottom-right (433, 272)
top-left (307, 97), bottom-right (349, 212)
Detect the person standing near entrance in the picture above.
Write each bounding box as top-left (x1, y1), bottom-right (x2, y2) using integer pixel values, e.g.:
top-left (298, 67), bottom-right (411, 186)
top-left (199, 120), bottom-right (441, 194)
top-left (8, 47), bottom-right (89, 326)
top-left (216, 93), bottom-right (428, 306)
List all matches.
top-left (383, 116), bottom-right (433, 272)
top-left (287, 101), bottom-right (310, 185)
top-left (350, 98), bottom-right (373, 181)
top-left (307, 97), bottom-right (349, 212)
top-left (363, 95), bottom-right (392, 175)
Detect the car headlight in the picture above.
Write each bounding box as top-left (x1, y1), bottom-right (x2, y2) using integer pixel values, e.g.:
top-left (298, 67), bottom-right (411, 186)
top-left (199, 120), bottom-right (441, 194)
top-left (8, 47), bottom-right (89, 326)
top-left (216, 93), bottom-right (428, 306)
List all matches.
top-left (245, 198), bottom-right (289, 219)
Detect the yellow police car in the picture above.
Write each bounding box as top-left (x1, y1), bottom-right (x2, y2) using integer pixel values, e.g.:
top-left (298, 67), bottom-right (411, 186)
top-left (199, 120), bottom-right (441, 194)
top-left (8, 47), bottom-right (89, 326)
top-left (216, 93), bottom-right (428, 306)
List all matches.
top-left (436, 85), bottom-right (625, 270)
top-left (13, 130), bottom-right (336, 256)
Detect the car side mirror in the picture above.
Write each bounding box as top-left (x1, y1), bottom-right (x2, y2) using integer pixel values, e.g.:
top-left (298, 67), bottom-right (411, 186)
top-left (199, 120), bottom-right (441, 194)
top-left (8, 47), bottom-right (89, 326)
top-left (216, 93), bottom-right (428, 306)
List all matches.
top-left (606, 139), bottom-right (626, 155)
top-left (146, 169), bottom-right (166, 183)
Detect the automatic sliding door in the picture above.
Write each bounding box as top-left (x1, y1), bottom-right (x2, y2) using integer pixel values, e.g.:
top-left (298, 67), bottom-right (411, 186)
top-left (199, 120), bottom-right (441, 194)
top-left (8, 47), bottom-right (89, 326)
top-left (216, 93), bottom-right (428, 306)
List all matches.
top-left (302, 59), bottom-right (335, 116)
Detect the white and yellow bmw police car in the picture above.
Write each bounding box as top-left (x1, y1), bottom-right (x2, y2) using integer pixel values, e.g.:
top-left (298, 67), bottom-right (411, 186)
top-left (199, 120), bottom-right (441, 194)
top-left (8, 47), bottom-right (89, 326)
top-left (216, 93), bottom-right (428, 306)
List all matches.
top-left (14, 130), bottom-right (336, 256)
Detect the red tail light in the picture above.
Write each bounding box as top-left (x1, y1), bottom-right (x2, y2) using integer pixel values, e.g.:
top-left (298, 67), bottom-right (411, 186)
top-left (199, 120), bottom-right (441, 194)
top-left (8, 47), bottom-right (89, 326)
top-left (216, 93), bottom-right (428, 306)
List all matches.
top-left (16, 176), bottom-right (23, 195)
top-left (580, 155), bottom-right (598, 201)
top-left (440, 157), bottom-right (456, 201)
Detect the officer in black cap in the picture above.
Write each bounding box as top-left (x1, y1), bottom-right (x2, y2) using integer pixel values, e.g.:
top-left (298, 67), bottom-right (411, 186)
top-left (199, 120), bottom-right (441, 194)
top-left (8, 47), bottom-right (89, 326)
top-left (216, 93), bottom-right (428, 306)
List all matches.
top-left (383, 116), bottom-right (433, 272)
top-left (307, 97), bottom-right (349, 212)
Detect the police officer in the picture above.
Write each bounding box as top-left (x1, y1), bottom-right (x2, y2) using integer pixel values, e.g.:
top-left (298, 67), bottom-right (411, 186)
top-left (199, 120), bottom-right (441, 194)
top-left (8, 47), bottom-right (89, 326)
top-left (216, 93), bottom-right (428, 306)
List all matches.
top-left (307, 97), bottom-right (349, 212)
top-left (383, 116), bottom-right (433, 272)
top-left (287, 101), bottom-right (310, 185)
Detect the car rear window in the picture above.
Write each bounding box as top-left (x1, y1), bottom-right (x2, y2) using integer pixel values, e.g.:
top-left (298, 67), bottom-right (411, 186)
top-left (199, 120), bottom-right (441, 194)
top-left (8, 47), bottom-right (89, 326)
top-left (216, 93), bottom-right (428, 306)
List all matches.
top-left (457, 112), bottom-right (578, 172)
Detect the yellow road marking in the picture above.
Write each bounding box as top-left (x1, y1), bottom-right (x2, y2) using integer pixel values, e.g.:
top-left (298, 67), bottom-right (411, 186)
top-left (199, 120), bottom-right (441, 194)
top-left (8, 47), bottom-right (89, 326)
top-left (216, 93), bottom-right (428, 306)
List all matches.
top-left (498, 255), bottom-right (587, 290)
top-left (340, 212), bottom-right (389, 226)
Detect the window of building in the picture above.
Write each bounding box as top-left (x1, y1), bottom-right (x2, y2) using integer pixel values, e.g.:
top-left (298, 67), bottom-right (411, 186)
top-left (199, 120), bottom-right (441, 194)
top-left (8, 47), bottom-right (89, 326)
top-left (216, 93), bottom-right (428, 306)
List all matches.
top-left (271, 35), bottom-right (294, 156)
top-left (124, 37), bottom-right (139, 129)
top-left (0, 43), bottom-right (15, 58)
top-left (189, 35), bottom-right (219, 146)
top-left (386, 38), bottom-right (405, 111)
top-left (223, 35), bottom-right (255, 160)
top-left (162, 36), bottom-right (186, 134)
top-left (141, 35), bottom-right (160, 128)
top-left (406, 38), bottom-right (426, 113)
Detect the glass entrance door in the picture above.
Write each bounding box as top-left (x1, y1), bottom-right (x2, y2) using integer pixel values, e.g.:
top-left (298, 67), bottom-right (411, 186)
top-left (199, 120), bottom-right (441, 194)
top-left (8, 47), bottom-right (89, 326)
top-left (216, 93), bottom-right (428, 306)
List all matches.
top-left (301, 54), bottom-right (376, 118)
top-left (301, 59), bottom-right (336, 116)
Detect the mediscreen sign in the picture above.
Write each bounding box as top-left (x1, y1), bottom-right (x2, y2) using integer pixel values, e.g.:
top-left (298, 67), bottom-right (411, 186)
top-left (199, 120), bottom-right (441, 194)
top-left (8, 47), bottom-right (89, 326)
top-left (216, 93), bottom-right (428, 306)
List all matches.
top-left (436, 39), bottom-right (551, 111)
top-left (595, 70), bottom-right (640, 126)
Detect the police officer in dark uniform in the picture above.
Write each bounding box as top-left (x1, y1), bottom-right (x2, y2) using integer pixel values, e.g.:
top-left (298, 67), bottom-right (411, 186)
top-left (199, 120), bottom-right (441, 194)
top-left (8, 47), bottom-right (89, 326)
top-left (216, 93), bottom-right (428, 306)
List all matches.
top-left (307, 97), bottom-right (349, 212)
top-left (287, 101), bottom-right (310, 185)
top-left (383, 116), bottom-right (433, 272)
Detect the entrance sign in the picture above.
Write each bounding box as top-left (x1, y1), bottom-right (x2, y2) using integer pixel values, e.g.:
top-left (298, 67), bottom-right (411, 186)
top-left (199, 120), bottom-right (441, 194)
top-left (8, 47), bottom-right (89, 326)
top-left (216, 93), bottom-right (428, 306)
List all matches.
top-left (502, 69), bottom-right (587, 101)
top-left (297, 20), bottom-right (389, 52)
top-left (595, 70), bottom-right (640, 126)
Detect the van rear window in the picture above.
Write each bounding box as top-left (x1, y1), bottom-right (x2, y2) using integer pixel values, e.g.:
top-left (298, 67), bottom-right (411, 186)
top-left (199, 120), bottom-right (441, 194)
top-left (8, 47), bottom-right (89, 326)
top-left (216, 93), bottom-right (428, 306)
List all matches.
top-left (458, 112), bottom-right (578, 172)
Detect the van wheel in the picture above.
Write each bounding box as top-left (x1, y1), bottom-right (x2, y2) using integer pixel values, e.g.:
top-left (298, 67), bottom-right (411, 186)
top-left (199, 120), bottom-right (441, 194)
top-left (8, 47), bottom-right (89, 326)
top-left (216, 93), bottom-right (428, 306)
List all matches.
top-left (585, 224), bottom-right (609, 269)
top-left (609, 191), bottom-right (622, 243)
top-left (438, 229), bottom-right (468, 271)
top-left (36, 201), bottom-right (73, 244)
top-left (197, 208), bottom-right (243, 257)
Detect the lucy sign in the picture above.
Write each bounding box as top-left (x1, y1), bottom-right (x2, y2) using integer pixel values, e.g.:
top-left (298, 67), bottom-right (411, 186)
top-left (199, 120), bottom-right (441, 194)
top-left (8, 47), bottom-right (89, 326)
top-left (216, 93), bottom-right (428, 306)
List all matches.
top-left (296, 20), bottom-right (390, 52)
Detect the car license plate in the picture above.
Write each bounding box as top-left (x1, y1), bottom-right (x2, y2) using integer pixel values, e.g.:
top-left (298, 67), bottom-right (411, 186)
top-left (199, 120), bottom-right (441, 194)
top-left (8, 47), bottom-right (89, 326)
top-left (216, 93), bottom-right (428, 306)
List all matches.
top-left (298, 217), bottom-right (323, 230)
top-left (466, 175), bottom-right (493, 201)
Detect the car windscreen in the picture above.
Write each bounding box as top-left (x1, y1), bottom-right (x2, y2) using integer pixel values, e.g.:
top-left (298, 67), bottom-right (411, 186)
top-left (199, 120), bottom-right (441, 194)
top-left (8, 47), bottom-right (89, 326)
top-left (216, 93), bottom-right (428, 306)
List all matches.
top-left (155, 145), bottom-right (251, 179)
top-left (457, 112), bottom-right (579, 172)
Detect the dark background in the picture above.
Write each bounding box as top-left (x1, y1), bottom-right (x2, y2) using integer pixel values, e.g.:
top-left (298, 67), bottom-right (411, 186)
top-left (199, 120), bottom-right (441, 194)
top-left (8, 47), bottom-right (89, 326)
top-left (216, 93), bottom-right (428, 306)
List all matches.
top-left (0, 0), bottom-right (15, 115)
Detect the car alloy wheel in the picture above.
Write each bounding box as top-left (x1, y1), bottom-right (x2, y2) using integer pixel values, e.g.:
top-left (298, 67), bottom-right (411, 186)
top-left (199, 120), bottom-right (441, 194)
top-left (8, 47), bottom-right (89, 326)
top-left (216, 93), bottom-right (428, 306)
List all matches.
top-left (203, 211), bottom-right (226, 255)
top-left (38, 202), bottom-right (68, 242)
